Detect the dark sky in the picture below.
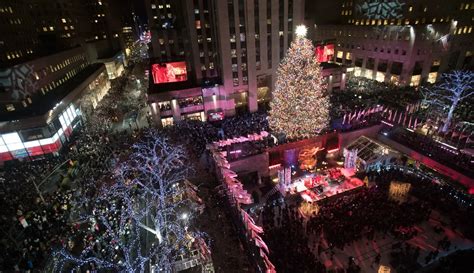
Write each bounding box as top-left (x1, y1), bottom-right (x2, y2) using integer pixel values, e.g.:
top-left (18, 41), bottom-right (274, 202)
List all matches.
top-left (133, 0), bottom-right (147, 23)
top-left (305, 0), bottom-right (343, 25)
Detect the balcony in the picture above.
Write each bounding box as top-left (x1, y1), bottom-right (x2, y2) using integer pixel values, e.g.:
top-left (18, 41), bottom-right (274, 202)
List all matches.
top-left (181, 104), bottom-right (204, 114)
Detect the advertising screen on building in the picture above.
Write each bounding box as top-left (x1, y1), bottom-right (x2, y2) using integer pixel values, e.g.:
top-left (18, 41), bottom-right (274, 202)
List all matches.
top-left (315, 44), bottom-right (335, 63)
top-left (152, 62), bottom-right (187, 84)
top-left (208, 111), bottom-right (225, 122)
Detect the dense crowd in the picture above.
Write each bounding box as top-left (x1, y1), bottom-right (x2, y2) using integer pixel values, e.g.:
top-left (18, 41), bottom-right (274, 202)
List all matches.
top-left (0, 66), bottom-right (143, 271)
top-left (162, 111), bottom-right (269, 157)
top-left (258, 166), bottom-right (474, 273)
top-left (178, 96), bottom-right (203, 108)
top-left (1, 66), bottom-right (472, 272)
top-left (0, 68), bottom-right (271, 272)
top-left (386, 127), bottom-right (474, 178)
top-left (330, 77), bottom-right (420, 119)
top-left (0, 157), bottom-right (71, 271)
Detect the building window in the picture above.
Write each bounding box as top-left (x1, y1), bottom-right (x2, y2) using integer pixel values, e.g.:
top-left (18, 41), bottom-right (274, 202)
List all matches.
top-left (410, 75), bottom-right (421, 86)
top-left (427, 72), bottom-right (438, 83)
top-left (6, 104), bottom-right (15, 111)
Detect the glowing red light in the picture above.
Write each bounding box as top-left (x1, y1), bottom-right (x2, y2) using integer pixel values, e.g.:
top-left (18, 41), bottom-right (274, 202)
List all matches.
top-left (315, 44), bottom-right (334, 62)
top-left (152, 62), bottom-right (187, 84)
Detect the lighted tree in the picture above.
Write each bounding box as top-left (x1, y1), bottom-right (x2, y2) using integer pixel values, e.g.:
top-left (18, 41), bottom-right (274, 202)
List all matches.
top-left (53, 131), bottom-right (209, 273)
top-left (422, 70), bottom-right (474, 132)
top-left (268, 25), bottom-right (330, 140)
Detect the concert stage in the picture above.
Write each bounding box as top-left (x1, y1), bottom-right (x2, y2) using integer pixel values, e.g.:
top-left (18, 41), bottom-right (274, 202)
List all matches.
top-left (286, 167), bottom-right (364, 203)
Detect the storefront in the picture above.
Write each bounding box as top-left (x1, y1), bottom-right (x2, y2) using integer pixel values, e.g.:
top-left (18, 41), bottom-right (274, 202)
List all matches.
top-left (0, 104), bottom-right (81, 162)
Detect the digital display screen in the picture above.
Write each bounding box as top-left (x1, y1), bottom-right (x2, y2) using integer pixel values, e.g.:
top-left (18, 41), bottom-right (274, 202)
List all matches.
top-left (152, 62), bottom-right (188, 84)
top-left (315, 44), bottom-right (334, 63)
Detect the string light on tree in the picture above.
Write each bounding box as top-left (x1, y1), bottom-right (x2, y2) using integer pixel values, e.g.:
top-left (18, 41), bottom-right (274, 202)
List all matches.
top-left (269, 25), bottom-right (330, 140)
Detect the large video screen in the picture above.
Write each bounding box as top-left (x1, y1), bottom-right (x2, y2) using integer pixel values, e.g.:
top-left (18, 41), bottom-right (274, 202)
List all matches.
top-left (152, 62), bottom-right (187, 84)
top-left (315, 44), bottom-right (334, 63)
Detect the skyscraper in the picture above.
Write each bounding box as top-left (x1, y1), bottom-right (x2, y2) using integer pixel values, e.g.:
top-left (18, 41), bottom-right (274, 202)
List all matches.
top-left (146, 0), bottom-right (304, 125)
top-left (0, 0), bottom-right (124, 161)
top-left (311, 0), bottom-right (473, 86)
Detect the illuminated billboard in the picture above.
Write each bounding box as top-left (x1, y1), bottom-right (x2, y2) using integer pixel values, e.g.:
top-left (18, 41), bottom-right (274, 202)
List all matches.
top-left (315, 44), bottom-right (334, 63)
top-left (0, 104), bottom-right (78, 162)
top-left (152, 62), bottom-right (187, 84)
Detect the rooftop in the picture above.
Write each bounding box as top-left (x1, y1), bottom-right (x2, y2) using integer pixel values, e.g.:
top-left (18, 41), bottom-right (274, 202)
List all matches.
top-left (0, 63), bottom-right (103, 122)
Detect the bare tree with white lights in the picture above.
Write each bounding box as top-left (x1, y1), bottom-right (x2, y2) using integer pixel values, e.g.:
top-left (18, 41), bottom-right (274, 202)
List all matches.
top-left (52, 131), bottom-right (209, 273)
top-left (422, 70), bottom-right (474, 132)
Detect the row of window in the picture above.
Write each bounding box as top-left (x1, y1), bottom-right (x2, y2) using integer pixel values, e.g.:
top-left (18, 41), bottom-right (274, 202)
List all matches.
top-left (151, 3), bottom-right (171, 9)
top-left (10, 62), bottom-right (88, 112)
top-left (459, 3), bottom-right (474, 10)
top-left (40, 64), bottom-right (87, 95)
top-left (9, 18), bottom-right (21, 25)
top-left (351, 17), bottom-right (454, 27)
top-left (5, 49), bottom-right (34, 60)
top-left (0, 6), bottom-right (13, 13)
top-left (455, 26), bottom-right (473, 34)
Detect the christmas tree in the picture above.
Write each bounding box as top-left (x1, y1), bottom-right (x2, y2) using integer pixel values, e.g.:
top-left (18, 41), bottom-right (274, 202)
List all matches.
top-left (269, 25), bottom-right (330, 140)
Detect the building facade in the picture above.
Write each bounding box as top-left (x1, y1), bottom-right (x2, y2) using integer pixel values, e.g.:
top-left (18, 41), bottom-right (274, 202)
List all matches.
top-left (146, 0), bottom-right (305, 126)
top-left (0, 63), bottom-right (110, 162)
top-left (311, 0), bottom-right (474, 86)
top-left (0, 0), bottom-right (125, 162)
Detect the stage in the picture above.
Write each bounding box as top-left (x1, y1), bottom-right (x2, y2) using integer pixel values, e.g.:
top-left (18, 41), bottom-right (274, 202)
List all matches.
top-left (285, 167), bottom-right (364, 203)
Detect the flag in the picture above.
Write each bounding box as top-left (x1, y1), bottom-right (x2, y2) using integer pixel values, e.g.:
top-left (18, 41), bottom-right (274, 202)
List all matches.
top-left (439, 34), bottom-right (449, 51)
top-left (248, 220), bottom-right (264, 234)
top-left (260, 249), bottom-right (276, 272)
top-left (255, 236), bottom-right (270, 254)
top-left (451, 131), bottom-right (460, 140)
top-left (466, 135), bottom-right (474, 144)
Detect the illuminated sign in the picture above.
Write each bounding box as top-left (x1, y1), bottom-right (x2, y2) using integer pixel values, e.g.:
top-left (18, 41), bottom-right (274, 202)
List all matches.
top-left (0, 104), bottom-right (78, 161)
top-left (208, 111), bottom-right (225, 121)
top-left (152, 62), bottom-right (187, 84)
top-left (315, 44), bottom-right (334, 63)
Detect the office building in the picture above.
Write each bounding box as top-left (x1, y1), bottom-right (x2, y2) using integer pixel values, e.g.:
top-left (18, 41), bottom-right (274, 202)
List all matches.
top-left (311, 0), bottom-right (474, 86)
top-left (146, 0), bottom-right (305, 126)
top-left (0, 0), bottom-right (123, 162)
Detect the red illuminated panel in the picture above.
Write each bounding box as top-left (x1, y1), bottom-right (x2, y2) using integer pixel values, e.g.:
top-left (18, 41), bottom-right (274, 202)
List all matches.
top-left (28, 146), bottom-right (45, 157)
top-left (315, 44), bottom-right (334, 63)
top-left (152, 62), bottom-right (187, 84)
top-left (41, 139), bottom-right (62, 154)
top-left (64, 126), bottom-right (73, 137)
top-left (0, 152), bottom-right (13, 161)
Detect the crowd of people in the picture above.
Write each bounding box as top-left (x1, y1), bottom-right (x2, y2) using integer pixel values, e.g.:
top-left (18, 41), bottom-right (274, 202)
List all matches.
top-left (257, 165), bottom-right (474, 273)
top-left (0, 157), bottom-right (72, 271)
top-left (0, 61), bottom-right (273, 272)
top-left (161, 111), bottom-right (270, 157)
top-left (1, 63), bottom-right (473, 273)
top-left (0, 66), bottom-right (145, 271)
top-left (178, 96), bottom-right (204, 108)
top-left (387, 127), bottom-right (474, 178)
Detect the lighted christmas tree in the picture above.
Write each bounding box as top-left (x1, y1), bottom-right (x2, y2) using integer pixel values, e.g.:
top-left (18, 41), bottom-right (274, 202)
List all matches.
top-left (269, 25), bottom-right (330, 140)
